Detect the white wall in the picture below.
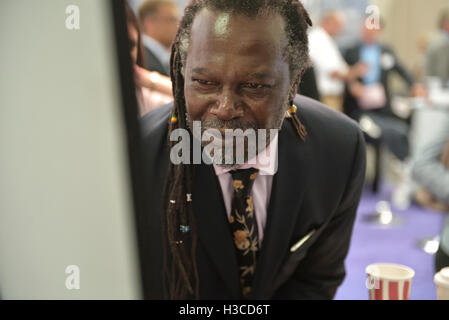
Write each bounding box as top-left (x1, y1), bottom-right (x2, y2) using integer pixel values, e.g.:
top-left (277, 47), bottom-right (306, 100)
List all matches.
top-left (0, 0), bottom-right (140, 299)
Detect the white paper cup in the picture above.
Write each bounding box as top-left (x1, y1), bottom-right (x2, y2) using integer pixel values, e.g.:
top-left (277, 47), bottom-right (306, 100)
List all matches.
top-left (434, 267), bottom-right (449, 300)
top-left (366, 263), bottom-right (415, 300)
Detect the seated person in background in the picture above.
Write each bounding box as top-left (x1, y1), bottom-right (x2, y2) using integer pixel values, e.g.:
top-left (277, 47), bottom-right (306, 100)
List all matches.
top-left (411, 111), bottom-right (449, 272)
top-left (308, 11), bottom-right (367, 112)
top-left (126, 4), bottom-right (172, 117)
top-left (343, 21), bottom-right (423, 162)
top-left (134, 64), bottom-right (173, 97)
top-left (426, 10), bottom-right (449, 85)
top-left (138, 0), bottom-right (180, 76)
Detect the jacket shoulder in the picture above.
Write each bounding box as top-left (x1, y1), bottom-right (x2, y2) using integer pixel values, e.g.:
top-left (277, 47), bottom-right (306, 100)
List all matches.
top-left (139, 103), bottom-right (173, 165)
top-left (140, 103), bottom-right (172, 138)
top-left (143, 47), bottom-right (168, 76)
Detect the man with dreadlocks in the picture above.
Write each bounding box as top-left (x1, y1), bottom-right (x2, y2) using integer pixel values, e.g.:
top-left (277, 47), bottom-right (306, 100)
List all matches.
top-left (140, 0), bottom-right (366, 300)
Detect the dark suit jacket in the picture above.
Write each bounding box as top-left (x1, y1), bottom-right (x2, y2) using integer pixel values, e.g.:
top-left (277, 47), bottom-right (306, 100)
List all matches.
top-left (343, 43), bottom-right (414, 119)
top-left (139, 94), bottom-right (366, 299)
top-left (143, 46), bottom-right (169, 76)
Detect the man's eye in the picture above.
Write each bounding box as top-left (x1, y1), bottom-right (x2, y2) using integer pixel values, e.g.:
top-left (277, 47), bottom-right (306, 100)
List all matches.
top-left (193, 79), bottom-right (216, 86)
top-left (244, 83), bottom-right (267, 89)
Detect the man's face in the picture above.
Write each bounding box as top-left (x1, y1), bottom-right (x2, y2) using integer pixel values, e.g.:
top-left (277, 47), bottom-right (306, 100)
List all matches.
top-left (323, 15), bottom-right (344, 38)
top-left (362, 25), bottom-right (381, 44)
top-left (184, 9), bottom-right (294, 137)
top-left (145, 4), bottom-right (179, 48)
top-left (332, 18), bottom-right (344, 37)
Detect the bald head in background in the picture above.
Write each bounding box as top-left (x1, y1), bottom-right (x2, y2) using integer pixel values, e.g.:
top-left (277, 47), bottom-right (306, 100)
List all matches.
top-left (320, 11), bottom-right (345, 38)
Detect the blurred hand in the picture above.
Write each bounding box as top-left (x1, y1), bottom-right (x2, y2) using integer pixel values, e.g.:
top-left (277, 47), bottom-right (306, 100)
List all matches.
top-left (331, 63), bottom-right (369, 83)
top-left (410, 83), bottom-right (427, 98)
top-left (414, 139), bottom-right (449, 212)
top-left (347, 63), bottom-right (369, 81)
top-left (349, 81), bottom-right (365, 99)
top-left (415, 188), bottom-right (449, 212)
top-left (354, 62), bottom-right (369, 77)
top-left (330, 70), bottom-right (347, 80)
top-left (133, 65), bottom-right (173, 96)
top-left (133, 64), bottom-right (152, 89)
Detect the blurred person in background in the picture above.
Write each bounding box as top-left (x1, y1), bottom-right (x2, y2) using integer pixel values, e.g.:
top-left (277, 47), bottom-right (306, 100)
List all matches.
top-left (126, 3), bottom-right (172, 117)
top-left (138, 0), bottom-right (180, 76)
top-left (411, 111), bottom-right (449, 272)
top-left (426, 9), bottom-right (449, 85)
top-left (412, 11), bottom-right (449, 272)
top-left (308, 11), bottom-right (367, 112)
top-left (413, 33), bottom-right (430, 82)
top-left (343, 20), bottom-right (423, 162)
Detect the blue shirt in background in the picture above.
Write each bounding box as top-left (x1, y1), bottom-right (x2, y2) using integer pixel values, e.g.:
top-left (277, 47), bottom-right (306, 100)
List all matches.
top-left (360, 44), bottom-right (382, 85)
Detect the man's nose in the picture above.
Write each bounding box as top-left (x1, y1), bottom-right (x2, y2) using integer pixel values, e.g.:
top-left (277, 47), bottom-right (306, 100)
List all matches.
top-left (209, 89), bottom-right (243, 121)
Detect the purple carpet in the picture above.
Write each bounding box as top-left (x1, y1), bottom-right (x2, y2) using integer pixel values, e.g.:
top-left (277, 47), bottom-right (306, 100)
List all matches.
top-left (334, 185), bottom-right (446, 300)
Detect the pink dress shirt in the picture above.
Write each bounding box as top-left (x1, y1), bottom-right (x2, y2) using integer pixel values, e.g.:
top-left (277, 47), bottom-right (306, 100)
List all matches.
top-left (213, 134), bottom-right (278, 247)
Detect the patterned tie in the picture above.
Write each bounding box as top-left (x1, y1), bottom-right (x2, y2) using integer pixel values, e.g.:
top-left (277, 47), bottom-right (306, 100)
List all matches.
top-left (229, 168), bottom-right (259, 298)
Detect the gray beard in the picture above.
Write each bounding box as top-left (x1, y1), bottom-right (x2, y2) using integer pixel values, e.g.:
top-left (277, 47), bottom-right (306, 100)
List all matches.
top-left (186, 104), bottom-right (287, 166)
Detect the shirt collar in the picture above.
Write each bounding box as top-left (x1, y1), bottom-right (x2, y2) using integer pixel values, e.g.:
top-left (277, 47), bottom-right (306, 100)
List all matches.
top-left (141, 34), bottom-right (171, 67)
top-left (213, 133), bottom-right (278, 177)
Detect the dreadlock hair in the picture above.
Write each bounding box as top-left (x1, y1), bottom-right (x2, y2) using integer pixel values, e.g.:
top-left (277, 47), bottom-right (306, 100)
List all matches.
top-left (162, 0), bottom-right (312, 299)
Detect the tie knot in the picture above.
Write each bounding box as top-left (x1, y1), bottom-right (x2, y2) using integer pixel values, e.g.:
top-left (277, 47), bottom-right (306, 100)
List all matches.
top-left (230, 168), bottom-right (259, 196)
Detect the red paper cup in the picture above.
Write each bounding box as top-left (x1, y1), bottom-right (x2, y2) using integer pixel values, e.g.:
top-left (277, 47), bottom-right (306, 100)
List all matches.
top-left (366, 263), bottom-right (415, 300)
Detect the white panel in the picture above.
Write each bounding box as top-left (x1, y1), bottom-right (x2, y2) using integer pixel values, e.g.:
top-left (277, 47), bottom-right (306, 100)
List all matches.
top-left (0, 0), bottom-right (140, 299)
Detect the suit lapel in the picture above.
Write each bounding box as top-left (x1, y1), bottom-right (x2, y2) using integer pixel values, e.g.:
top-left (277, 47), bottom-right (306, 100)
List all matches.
top-left (191, 119), bottom-right (311, 299)
top-left (250, 121), bottom-right (310, 299)
top-left (192, 163), bottom-right (240, 298)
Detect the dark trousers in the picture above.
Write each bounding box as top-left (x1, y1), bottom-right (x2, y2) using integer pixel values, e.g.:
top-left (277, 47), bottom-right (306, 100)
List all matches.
top-left (349, 109), bottom-right (410, 161)
top-left (435, 246), bottom-right (449, 273)
top-left (365, 112), bottom-right (409, 161)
